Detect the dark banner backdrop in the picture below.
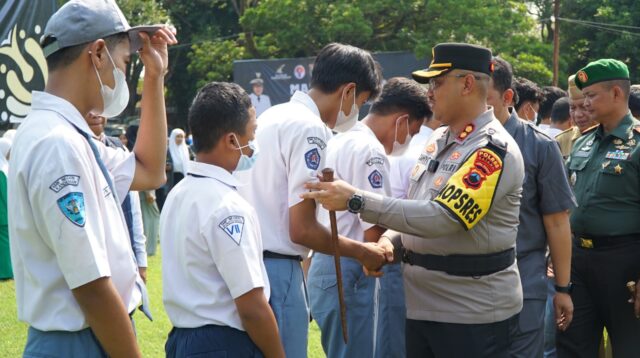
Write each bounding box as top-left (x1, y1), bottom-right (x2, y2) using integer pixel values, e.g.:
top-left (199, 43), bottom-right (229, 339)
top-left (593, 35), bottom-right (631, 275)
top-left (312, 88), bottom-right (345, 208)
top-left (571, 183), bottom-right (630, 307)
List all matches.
top-left (0, 0), bottom-right (56, 123)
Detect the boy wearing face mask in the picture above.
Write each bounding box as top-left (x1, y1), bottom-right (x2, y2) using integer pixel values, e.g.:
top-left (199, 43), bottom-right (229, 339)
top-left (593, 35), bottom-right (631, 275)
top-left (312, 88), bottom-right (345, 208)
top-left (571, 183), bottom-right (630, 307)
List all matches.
top-left (307, 77), bottom-right (429, 358)
top-left (161, 82), bottom-right (284, 358)
top-left (235, 43), bottom-right (389, 357)
top-left (7, 1), bottom-right (176, 357)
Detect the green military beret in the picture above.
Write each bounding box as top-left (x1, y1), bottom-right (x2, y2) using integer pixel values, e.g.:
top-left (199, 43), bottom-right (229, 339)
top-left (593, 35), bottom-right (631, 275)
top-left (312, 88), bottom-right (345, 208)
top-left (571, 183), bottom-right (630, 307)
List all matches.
top-left (574, 59), bottom-right (630, 90)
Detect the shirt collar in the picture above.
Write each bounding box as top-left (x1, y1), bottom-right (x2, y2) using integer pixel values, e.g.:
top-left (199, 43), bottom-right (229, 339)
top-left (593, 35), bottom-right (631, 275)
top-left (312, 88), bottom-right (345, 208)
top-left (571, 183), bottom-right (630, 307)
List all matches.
top-left (187, 161), bottom-right (243, 188)
top-left (30, 91), bottom-right (96, 138)
top-left (503, 107), bottom-right (521, 137)
top-left (290, 91), bottom-right (321, 118)
top-left (596, 112), bottom-right (636, 140)
top-left (452, 108), bottom-right (496, 144)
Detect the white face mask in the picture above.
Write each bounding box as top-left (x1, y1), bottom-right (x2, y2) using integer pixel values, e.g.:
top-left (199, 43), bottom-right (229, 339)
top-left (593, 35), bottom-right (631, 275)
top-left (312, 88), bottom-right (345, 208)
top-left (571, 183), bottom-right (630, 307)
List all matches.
top-left (93, 48), bottom-right (130, 118)
top-left (333, 87), bottom-right (359, 133)
top-left (232, 134), bottom-right (260, 171)
top-left (390, 117), bottom-right (411, 157)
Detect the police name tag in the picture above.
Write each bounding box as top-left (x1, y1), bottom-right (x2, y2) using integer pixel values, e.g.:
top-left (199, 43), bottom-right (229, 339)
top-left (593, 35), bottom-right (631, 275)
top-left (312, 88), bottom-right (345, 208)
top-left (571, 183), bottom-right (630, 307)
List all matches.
top-left (410, 163), bottom-right (426, 182)
top-left (434, 146), bottom-right (504, 230)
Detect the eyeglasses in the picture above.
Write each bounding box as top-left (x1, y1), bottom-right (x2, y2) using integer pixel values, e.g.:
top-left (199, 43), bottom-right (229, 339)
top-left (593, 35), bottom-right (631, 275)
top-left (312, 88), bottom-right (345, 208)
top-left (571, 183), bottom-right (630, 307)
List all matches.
top-left (428, 73), bottom-right (488, 90)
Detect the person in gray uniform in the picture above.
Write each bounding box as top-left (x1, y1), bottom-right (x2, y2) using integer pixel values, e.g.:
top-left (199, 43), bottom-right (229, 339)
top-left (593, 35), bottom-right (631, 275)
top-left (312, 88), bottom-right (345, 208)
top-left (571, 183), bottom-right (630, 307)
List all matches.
top-left (302, 42), bottom-right (525, 358)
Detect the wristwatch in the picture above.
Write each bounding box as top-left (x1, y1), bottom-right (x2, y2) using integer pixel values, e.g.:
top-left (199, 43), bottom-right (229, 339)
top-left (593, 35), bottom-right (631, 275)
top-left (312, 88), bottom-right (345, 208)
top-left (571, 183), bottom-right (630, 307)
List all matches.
top-left (346, 192), bottom-right (365, 214)
top-left (554, 282), bottom-right (573, 294)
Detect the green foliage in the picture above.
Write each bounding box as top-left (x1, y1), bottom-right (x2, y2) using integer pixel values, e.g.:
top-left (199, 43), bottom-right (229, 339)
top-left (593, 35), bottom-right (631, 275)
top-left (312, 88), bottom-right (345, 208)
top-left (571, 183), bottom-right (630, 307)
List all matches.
top-left (503, 53), bottom-right (554, 85)
top-left (188, 39), bottom-right (247, 88)
top-left (560, 0), bottom-right (640, 84)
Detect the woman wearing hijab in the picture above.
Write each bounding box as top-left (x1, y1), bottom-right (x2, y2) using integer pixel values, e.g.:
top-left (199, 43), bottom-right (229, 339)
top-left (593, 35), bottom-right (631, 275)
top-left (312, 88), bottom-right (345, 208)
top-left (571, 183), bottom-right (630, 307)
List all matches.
top-left (167, 128), bottom-right (191, 190)
top-left (0, 138), bottom-right (12, 279)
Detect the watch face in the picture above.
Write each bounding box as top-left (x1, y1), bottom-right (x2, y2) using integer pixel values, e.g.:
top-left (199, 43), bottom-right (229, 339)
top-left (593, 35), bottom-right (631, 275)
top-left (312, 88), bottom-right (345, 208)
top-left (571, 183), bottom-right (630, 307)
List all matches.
top-left (348, 196), bottom-right (363, 212)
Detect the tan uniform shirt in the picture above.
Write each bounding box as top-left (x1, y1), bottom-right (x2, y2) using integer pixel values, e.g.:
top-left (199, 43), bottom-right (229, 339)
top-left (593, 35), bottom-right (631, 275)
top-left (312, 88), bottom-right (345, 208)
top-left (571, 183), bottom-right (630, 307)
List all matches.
top-left (360, 109), bottom-right (524, 324)
top-left (555, 126), bottom-right (581, 159)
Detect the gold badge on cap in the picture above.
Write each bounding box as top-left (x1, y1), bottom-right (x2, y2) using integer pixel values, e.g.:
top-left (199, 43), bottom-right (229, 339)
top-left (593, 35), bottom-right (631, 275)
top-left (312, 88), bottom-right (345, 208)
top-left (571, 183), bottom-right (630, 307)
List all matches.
top-left (577, 70), bottom-right (588, 84)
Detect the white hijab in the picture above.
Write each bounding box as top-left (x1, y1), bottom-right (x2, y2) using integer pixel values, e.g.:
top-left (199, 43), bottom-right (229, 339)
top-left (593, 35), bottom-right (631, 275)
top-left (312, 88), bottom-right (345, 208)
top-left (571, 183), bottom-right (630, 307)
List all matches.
top-left (0, 138), bottom-right (11, 175)
top-left (169, 128), bottom-right (190, 175)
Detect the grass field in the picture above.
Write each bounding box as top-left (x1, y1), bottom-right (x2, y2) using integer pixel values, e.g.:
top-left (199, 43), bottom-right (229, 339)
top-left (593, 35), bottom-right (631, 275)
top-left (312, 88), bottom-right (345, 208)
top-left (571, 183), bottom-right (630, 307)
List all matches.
top-left (0, 251), bottom-right (325, 357)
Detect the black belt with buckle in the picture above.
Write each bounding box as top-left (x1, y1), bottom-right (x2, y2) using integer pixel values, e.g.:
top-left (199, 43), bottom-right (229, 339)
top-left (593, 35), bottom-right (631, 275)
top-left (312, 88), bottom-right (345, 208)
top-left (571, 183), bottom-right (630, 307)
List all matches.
top-left (263, 250), bottom-right (303, 262)
top-left (573, 234), bottom-right (640, 249)
top-left (401, 248), bottom-right (515, 277)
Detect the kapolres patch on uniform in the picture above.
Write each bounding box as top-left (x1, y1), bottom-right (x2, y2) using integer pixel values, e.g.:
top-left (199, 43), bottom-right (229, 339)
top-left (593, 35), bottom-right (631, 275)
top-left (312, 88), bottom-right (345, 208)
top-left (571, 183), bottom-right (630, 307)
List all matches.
top-left (305, 148), bottom-right (321, 170)
top-left (49, 175), bottom-right (80, 193)
top-left (219, 215), bottom-right (245, 245)
top-left (307, 136), bottom-right (327, 150)
top-left (434, 145), bottom-right (505, 230)
top-left (368, 170), bottom-right (383, 189)
top-left (366, 157), bottom-right (384, 166)
top-left (57, 192), bottom-right (86, 227)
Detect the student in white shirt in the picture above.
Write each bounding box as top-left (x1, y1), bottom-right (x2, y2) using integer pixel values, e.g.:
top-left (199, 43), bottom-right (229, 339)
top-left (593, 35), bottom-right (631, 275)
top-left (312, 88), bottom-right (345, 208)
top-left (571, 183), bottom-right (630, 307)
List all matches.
top-left (236, 43), bottom-right (391, 357)
top-left (8, 1), bottom-right (176, 357)
top-left (161, 82), bottom-right (284, 358)
top-left (308, 78), bottom-right (429, 358)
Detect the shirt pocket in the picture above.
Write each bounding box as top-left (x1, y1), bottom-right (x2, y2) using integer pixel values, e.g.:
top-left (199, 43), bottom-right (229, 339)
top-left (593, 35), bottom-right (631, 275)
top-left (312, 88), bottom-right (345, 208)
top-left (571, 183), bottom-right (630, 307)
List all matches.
top-left (568, 156), bottom-right (589, 188)
top-left (596, 160), bottom-right (634, 196)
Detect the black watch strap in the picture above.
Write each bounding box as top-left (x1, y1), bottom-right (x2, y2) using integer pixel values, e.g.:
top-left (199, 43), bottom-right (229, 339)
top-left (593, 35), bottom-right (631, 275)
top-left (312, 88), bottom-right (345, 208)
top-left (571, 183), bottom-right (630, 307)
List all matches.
top-left (554, 282), bottom-right (573, 294)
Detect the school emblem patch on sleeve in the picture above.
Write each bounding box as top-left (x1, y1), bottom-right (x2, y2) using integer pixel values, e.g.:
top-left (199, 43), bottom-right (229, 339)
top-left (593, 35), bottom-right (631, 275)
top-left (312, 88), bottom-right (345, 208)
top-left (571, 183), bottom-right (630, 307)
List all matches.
top-left (434, 145), bottom-right (505, 230)
top-left (219, 215), bottom-right (245, 245)
top-left (305, 148), bottom-right (321, 170)
top-left (368, 170), bottom-right (383, 189)
top-left (57, 192), bottom-right (86, 227)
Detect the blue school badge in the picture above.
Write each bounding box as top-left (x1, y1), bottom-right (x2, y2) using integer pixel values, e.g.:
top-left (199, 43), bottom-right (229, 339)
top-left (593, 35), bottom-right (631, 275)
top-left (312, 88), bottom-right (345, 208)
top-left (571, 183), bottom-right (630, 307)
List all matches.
top-left (368, 170), bottom-right (383, 189)
top-left (219, 215), bottom-right (245, 245)
top-left (305, 148), bottom-right (321, 170)
top-left (57, 192), bottom-right (86, 227)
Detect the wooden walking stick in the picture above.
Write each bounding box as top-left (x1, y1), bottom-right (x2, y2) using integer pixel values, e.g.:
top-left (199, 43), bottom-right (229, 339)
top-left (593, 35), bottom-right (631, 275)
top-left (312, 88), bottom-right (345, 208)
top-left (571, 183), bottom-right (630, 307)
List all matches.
top-left (322, 168), bottom-right (348, 343)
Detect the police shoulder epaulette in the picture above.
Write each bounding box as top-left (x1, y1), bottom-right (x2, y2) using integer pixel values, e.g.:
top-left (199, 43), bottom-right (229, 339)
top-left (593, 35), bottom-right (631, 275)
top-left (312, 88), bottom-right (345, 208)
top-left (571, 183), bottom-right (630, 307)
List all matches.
top-left (487, 132), bottom-right (507, 150)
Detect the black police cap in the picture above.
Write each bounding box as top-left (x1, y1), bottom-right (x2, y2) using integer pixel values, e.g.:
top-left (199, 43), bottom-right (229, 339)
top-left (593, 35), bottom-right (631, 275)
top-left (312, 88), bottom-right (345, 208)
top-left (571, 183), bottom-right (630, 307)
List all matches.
top-left (412, 43), bottom-right (494, 83)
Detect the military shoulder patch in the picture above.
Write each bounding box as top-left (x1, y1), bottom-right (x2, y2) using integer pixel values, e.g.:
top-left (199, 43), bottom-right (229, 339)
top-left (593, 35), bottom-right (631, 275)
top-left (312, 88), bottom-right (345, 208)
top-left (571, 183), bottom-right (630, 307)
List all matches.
top-left (219, 215), bottom-right (245, 245)
top-left (434, 144), bottom-right (505, 230)
top-left (57, 192), bottom-right (86, 227)
top-left (307, 136), bottom-right (327, 150)
top-left (368, 169), bottom-right (383, 189)
top-left (305, 148), bottom-right (321, 170)
top-left (49, 175), bottom-right (80, 193)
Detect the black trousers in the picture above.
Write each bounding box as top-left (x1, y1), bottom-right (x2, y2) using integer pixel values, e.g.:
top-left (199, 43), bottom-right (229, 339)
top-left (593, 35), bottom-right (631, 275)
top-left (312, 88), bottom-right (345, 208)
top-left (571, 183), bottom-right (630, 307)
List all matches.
top-left (556, 240), bottom-right (640, 358)
top-left (406, 314), bottom-right (518, 358)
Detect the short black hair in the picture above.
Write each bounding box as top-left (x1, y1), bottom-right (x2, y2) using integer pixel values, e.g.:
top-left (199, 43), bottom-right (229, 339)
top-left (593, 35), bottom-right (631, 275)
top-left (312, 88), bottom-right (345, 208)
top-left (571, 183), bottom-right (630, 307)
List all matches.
top-left (550, 97), bottom-right (571, 124)
top-left (311, 43), bottom-right (382, 99)
top-left (513, 77), bottom-right (544, 111)
top-left (188, 82), bottom-right (252, 153)
top-left (369, 77), bottom-right (431, 122)
top-left (630, 84), bottom-right (640, 117)
top-left (45, 32), bottom-right (128, 71)
top-left (539, 86), bottom-right (568, 120)
top-left (490, 57), bottom-right (513, 93)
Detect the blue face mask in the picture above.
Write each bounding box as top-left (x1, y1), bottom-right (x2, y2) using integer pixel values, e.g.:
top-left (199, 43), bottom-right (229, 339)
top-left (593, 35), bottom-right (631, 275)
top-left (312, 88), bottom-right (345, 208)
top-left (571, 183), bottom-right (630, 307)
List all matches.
top-left (232, 134), bottom-right (259, 171)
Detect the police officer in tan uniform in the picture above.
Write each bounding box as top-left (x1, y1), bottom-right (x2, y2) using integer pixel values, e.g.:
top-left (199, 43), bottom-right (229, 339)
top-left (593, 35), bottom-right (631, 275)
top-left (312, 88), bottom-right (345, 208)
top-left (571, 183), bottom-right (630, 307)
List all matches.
top-left (303, 43), bottom-right (525, 358)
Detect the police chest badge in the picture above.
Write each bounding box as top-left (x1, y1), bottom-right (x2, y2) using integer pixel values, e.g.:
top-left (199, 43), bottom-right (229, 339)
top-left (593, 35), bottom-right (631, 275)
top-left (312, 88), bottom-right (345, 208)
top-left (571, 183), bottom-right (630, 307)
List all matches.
top-left (434, 145), bottom-right (505, 230)
top-left (305, 148), bottom-right (321, 170)
top-left (219, 215), bottom-right (245, 245)
top-left (57, 192), bottom-right (86, 227)
top-left (368, 170), bottom-right (383, 189)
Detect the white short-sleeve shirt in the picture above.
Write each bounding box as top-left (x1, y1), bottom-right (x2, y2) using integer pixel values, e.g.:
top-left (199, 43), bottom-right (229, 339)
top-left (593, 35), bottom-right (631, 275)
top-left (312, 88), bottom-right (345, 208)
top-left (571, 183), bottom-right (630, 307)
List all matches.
top-left (161, 161), bottom-right (269, 330)
top-left (8, 91), bottom-right (139, 331)
top-left (236, 91), bottom-right (333, 257)
top-left (389, 125), bottom-right (434, 198)
top-left (318, 122), bottom-right (391, 241)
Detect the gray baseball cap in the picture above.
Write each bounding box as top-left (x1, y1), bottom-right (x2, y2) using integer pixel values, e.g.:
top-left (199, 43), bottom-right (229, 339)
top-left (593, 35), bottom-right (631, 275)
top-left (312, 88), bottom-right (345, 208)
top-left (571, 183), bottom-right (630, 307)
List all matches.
top-left (41, 0), bottom-right (162, 58)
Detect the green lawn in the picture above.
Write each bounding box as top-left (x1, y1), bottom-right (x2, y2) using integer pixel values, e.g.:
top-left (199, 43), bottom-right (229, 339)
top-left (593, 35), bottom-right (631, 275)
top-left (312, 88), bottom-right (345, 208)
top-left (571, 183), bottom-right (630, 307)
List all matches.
top-left (0, 251), bottom-right (325, 357)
